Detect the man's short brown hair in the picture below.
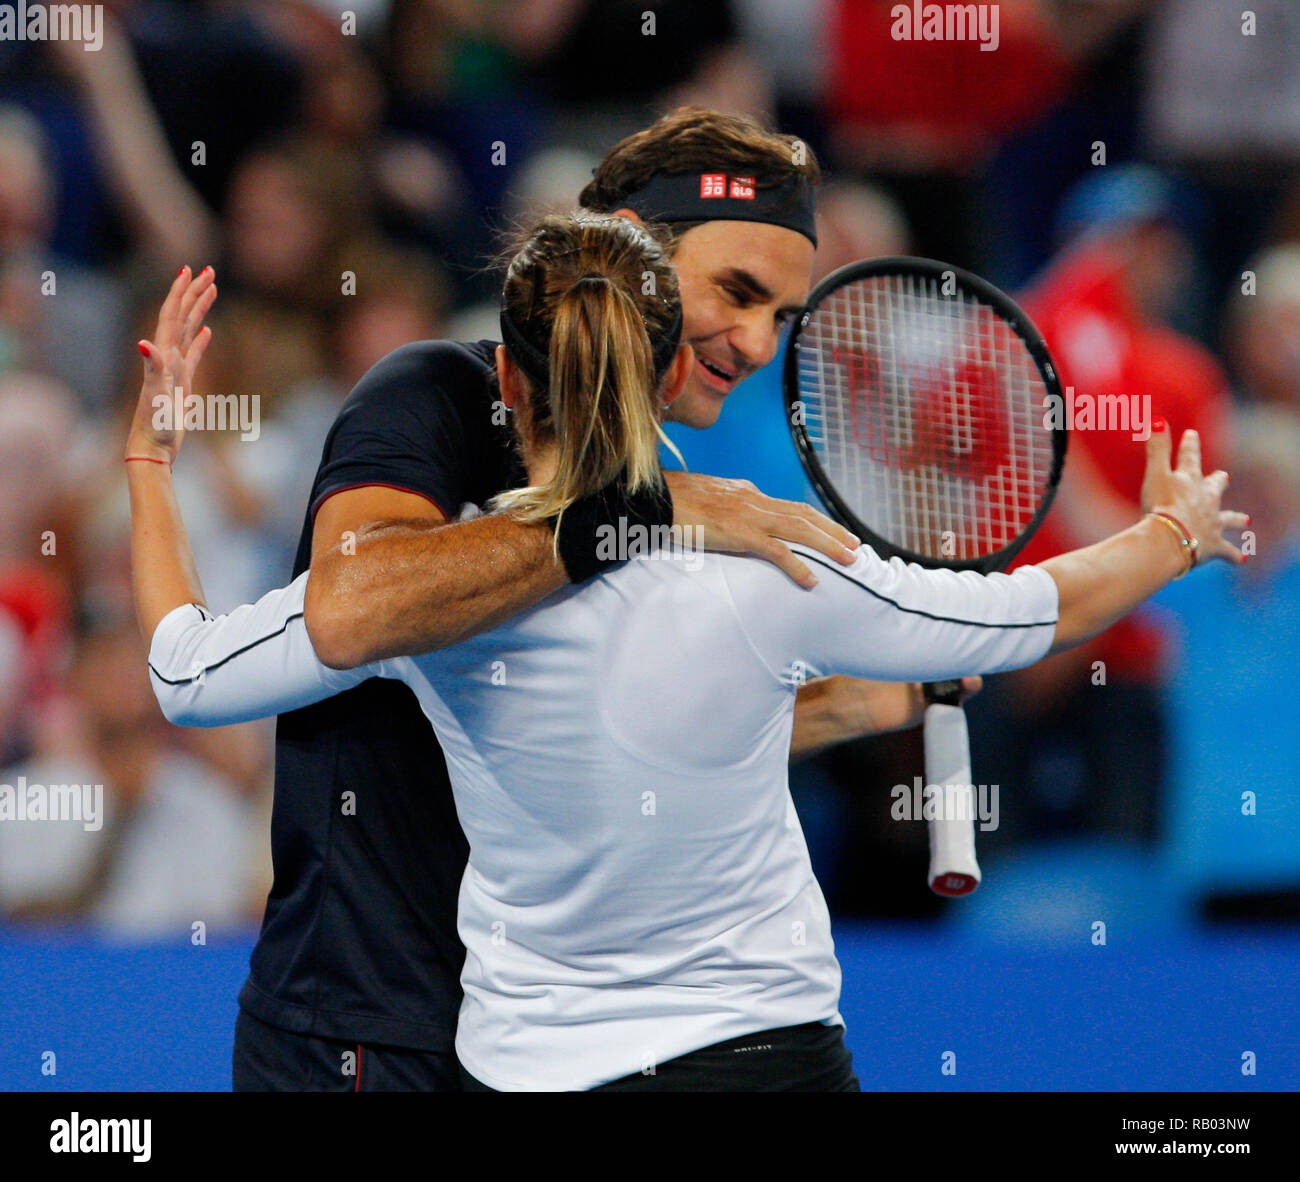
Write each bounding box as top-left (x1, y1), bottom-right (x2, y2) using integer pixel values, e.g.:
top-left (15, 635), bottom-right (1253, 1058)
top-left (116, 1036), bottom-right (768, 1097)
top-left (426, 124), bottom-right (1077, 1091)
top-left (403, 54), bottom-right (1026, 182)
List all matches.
top-left (579, 106), bottom-right (820, 214)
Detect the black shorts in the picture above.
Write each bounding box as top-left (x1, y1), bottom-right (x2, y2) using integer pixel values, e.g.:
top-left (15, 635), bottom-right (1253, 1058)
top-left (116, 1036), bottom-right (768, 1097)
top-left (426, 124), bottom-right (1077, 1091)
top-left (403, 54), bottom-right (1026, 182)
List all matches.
top-left (232, 1008), bottom-right (460, 1092)
top-left (459, 1021), bottom-right (860, 1092)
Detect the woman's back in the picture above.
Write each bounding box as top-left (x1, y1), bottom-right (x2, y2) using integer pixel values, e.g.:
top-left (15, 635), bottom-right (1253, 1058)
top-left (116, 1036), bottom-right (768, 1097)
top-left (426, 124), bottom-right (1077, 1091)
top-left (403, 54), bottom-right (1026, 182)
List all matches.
top-left (149, 522), bottom-right (1055, 1090)
top-left (391, 538), bottom-right (1058, 1090)
top-left (393, 544), bottom-right (843, 1092)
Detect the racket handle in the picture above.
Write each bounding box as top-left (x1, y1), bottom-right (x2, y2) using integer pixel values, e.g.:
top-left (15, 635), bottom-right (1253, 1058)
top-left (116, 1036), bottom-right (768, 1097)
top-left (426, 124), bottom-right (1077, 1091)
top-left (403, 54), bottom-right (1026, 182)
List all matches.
top-left (924, 700), bottom-right (981, 897)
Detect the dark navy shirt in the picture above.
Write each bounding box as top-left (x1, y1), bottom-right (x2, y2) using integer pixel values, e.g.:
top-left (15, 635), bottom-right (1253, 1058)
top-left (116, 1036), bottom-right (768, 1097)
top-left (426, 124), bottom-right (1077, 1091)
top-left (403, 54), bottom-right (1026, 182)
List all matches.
top-left (237, 339), bottom-right (523, 1051)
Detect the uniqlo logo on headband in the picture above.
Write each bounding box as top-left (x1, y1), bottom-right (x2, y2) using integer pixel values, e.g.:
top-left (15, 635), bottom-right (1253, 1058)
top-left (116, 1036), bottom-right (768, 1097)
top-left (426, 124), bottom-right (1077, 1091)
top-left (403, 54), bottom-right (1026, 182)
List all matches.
top-left (700, 173), bottom-right (727, 198)
top-left (729, 176), bottom-right (756, 199)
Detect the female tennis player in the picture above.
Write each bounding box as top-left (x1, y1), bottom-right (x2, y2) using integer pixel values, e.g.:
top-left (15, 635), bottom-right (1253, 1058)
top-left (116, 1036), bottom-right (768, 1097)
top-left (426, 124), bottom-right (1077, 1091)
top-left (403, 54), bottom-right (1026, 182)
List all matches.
top-left (132, 214), bottom-right (1245, 1091)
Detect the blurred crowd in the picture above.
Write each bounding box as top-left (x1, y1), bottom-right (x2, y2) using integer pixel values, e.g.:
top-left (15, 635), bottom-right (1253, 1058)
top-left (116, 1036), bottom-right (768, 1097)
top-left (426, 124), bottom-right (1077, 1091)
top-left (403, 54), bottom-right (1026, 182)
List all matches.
top-left (0, 0), bottom-right (1296, 939)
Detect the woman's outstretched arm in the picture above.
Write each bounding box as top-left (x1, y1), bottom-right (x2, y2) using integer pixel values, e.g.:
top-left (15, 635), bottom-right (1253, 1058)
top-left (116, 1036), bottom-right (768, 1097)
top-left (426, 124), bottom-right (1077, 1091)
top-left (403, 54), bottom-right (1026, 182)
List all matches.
top-left (126, 265), bottom-right (216, 638)
top-left (721, 422), bottom-right (1247, 686)
top-left (1042, 422), bottom-right (1248, 651)
top-left (128, 267), bottom-right (385, 727)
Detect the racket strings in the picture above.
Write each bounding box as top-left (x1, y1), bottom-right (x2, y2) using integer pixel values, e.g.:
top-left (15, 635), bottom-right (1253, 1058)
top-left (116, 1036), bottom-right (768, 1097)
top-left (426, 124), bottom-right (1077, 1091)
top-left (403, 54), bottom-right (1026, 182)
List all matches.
top-left (797, 272), bottom-right (1054, 562)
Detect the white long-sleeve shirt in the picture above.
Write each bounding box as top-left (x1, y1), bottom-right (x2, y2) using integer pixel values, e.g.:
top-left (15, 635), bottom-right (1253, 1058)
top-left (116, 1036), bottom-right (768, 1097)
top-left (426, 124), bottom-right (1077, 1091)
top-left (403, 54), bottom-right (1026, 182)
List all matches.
top-left (148, 543), bottom-right (1059, 1090)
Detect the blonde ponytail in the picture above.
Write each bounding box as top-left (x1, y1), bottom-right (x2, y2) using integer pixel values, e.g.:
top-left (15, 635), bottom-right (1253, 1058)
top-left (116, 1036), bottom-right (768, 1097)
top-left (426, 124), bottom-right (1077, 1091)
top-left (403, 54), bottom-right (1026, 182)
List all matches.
top-left (492, 215), bottom-right (682, 532)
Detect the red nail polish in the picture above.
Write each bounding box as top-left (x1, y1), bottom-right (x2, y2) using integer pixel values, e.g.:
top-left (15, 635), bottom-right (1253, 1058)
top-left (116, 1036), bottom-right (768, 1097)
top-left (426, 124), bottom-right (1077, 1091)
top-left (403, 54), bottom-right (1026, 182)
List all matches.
top-left (137, 341), bottom-right (149, 357)
top-left (1152, 417), bottom-right (1166, 433)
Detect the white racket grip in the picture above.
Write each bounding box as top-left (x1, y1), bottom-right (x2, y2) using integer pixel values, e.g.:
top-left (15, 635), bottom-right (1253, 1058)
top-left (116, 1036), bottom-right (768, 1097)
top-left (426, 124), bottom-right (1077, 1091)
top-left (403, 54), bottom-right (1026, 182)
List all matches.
top-left (924, 701), bottom-right (981, 897)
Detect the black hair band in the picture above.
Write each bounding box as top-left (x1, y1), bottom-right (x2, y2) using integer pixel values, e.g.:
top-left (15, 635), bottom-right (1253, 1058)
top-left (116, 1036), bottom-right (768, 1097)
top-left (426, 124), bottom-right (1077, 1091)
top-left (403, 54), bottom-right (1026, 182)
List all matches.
top-left (498, 298), bottom-right (683, 390)
top-left (615, 170), bottom-right (818, 247)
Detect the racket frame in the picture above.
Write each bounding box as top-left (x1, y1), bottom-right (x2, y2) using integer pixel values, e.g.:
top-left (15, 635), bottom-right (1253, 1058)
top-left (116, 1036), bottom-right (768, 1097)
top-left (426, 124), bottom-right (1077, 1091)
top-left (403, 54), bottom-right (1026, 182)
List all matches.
top-left (782, 256), bottom-right (1070, 897)
top-left (783, 255), bottom-right (1068, 576)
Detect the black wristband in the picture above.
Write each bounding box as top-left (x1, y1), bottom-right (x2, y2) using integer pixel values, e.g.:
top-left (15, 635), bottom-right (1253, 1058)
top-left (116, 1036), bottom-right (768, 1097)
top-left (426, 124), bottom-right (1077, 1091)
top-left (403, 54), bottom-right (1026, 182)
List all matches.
top-left (555, 475), bottom-right (674, 584)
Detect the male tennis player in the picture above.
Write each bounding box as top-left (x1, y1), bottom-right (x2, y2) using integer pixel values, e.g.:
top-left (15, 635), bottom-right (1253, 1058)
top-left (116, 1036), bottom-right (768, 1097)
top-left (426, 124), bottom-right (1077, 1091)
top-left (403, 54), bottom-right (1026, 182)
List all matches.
top-left (140, 109), bottom-right (946, 1091)
top-left (135, 212), bottom-right (1244, 1091)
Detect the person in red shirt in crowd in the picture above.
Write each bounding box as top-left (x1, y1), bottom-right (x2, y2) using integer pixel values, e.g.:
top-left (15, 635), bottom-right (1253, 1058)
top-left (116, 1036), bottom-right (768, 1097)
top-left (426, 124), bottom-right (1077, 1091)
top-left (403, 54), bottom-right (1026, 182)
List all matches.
top-left (974, 165), bottom-right (1232, 842)
top-left (0, 375), bottom-right (77, 766)
top-left (825, 0), bottom-right (1145, 265)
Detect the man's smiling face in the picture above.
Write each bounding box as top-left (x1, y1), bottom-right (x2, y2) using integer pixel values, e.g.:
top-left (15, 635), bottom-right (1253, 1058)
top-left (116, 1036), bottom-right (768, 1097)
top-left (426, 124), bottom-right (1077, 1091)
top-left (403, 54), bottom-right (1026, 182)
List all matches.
top-left (662, 219), bottom-right (814, 428)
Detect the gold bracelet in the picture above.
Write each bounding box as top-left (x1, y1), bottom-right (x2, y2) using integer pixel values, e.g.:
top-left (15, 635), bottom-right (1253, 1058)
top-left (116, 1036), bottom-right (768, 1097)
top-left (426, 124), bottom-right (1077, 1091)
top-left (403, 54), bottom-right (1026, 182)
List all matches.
top-left (1148, 511), bottom-right (1198, 578)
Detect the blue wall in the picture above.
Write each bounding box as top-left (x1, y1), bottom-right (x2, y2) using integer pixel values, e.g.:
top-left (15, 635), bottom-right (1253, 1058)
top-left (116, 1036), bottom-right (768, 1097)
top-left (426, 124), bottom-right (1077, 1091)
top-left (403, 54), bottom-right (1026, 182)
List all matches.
top-left (4, 923), bottom-right (1295, 1091)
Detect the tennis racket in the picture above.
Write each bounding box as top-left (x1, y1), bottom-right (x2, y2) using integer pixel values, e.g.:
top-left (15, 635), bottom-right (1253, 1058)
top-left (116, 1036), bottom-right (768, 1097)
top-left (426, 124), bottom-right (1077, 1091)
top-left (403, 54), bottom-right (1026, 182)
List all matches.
top-left (784, 257), bottom-right (1067, 896)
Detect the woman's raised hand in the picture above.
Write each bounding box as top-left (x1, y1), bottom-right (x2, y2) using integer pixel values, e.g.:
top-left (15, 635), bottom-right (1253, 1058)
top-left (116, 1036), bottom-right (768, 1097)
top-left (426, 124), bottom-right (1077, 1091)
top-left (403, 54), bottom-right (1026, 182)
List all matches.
top-left (125, 265), bottom-right (217, 465)
top-left (1140, 421), bottom-right (1249, 568)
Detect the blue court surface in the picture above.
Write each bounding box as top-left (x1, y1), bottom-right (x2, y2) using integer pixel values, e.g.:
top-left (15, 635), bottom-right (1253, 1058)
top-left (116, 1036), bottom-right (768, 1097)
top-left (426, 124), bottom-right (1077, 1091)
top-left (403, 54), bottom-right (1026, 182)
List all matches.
top-left (3, 920), bottom-right (1295, 1092)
